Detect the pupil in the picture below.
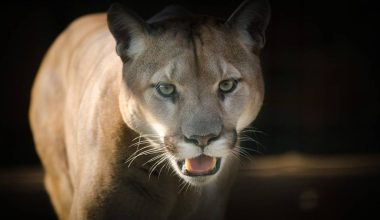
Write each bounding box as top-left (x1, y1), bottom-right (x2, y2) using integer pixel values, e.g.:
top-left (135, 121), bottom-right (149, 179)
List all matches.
top-left (164, 87), bottom-right (170, 92)
top-left (161, 85), bottom-right (173, 94)
top-left (223, 82), bottom-right (231, 90)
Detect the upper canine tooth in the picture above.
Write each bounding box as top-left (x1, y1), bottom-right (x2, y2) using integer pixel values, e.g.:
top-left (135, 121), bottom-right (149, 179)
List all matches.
top-left (185, 159), bottom-right (191, 171)
top-left (211, 157), bottom-right (216, 169)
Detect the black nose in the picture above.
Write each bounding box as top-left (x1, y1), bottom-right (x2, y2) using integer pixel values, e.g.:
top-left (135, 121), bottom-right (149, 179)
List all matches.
top-left (184, 134), bottom-right (220, 147)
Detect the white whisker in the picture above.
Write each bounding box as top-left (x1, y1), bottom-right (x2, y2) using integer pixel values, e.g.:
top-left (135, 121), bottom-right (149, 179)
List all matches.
top-left (143, 152), bottom-right (166, 166)
top-left (149, 155), bottom-right (168, 179)
top-left (126, 145), bottom-right (163, 167)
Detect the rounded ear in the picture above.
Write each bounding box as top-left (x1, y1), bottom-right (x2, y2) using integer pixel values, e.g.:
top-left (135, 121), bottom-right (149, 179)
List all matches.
top-left (226, 0), bottom-right (271, 50)
top-left (107, 3), bottom-right (149, 62)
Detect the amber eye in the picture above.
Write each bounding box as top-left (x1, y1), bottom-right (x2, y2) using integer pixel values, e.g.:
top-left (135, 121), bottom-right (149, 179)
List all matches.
top-left (219, 79), bottom-right (238, 93)
top-left (156, 83), bottom-right (176, 97)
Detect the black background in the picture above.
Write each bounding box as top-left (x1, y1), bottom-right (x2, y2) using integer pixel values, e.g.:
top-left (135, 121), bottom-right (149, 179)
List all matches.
top-left (1, 0), bottom-right (379, 168)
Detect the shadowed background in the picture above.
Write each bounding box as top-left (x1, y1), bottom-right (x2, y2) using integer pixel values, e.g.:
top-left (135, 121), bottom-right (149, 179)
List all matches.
top-left (0, 0), bottom-right (379, 219)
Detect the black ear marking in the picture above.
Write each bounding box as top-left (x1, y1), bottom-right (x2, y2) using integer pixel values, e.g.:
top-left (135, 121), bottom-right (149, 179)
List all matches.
top-left (107, 3), bottom-right (149, 62)
top-left (226, 0), bottom-right (271, 50)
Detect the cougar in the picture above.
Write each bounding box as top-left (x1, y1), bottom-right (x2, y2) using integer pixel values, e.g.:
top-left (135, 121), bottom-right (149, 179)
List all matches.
top-left (29, 0), bottom-right (270, 219)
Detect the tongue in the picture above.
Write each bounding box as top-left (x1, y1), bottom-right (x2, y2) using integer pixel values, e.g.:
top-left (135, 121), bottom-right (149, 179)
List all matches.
top-left (185, 155), bottom-right (215, 174)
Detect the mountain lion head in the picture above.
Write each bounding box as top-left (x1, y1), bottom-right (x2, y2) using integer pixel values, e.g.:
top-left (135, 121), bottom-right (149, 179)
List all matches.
top-left (107, 0), bottom-right (270, 185)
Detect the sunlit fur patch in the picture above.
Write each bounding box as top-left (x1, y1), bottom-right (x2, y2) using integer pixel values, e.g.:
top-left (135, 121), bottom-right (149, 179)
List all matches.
top-left (204, 139), bottom-right (231, 158)
top-left (127, 37), bottom-right (146, 58)
top-left (172, 142), bottom-right (202, 160)
top-left (151, 122), bottom-right (167, 138)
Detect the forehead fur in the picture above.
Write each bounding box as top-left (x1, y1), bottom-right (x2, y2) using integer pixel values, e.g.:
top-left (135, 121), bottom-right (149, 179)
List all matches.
top-left (124, 15), bottom-right (257, 89)
top-left (149, 16), bottom-right (250, 58)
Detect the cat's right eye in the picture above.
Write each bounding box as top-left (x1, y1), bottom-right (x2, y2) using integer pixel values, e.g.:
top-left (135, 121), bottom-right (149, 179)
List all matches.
top-left (156, 83), bottom-right (177, 98)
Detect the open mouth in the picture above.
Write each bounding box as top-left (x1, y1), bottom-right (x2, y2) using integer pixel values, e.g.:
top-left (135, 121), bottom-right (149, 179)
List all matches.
top-left (177, 155), bottom-right (221, 176)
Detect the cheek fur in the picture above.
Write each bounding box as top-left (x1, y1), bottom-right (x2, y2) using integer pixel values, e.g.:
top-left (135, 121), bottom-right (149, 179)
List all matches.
top-left (141, 91), bottom-right (178, 134)
top-left (236, 88), bottom-right (263, 132)
top-left (223, 85), bottom-right (250, 124)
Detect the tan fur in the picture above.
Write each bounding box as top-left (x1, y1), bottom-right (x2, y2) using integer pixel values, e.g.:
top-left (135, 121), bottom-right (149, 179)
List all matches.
top-left (30, 2), bottom-right (268, 219)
